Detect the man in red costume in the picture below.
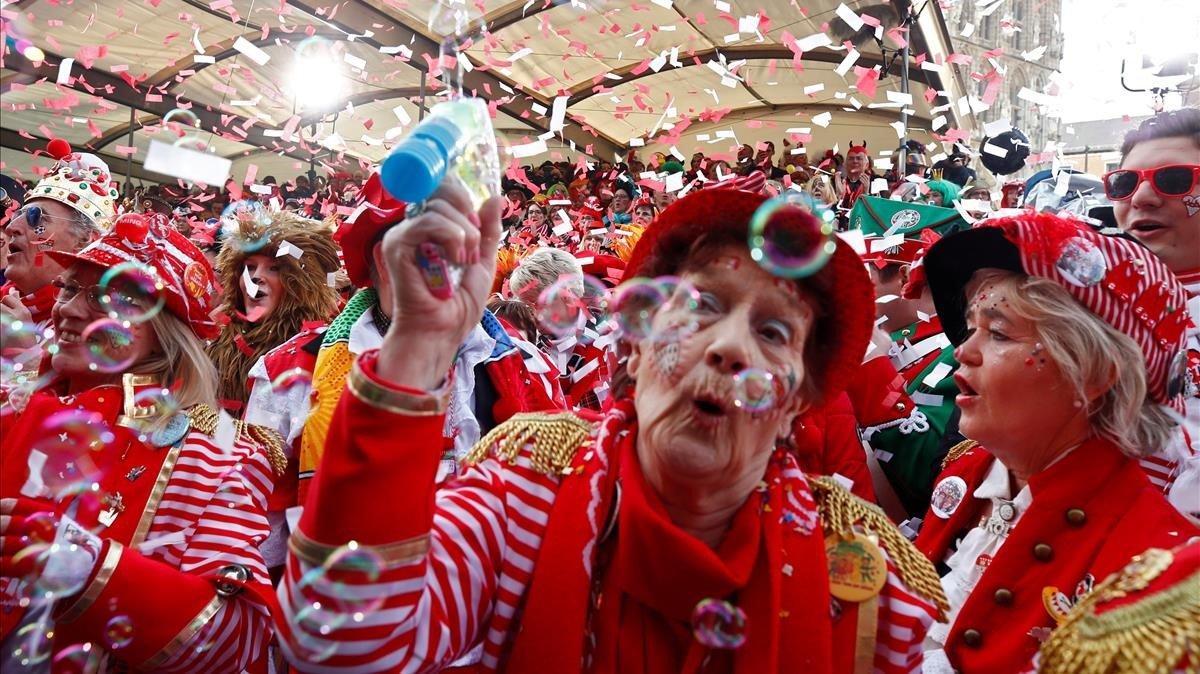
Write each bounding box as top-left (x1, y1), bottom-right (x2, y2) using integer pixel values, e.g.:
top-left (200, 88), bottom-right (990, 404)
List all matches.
top-left (837, 142), bottom-right (874, 219)
top-left (1106, 108), bottom-right (1200, 518)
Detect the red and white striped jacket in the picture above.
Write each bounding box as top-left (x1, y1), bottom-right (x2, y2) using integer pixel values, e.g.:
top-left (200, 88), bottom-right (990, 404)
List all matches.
top-left (277, 351), bottom-right (945, 673)
top-left (0, 384), bottom-right (277, 672)
top-left (1137, 269), bottom-right (1200, 512)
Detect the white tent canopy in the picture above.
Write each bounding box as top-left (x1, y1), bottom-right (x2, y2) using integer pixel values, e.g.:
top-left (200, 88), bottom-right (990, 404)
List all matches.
top-left (2, 0), bottom-right (976, 188)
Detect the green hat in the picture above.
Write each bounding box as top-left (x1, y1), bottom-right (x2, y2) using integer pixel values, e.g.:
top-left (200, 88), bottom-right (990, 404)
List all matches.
top-left (661, 160), bottom-right (685, 174)
top-left (848, 196), bottom-right (967, 239)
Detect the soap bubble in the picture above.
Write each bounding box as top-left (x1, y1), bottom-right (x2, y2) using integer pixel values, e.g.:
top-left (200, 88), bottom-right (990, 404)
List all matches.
top-left (31, 408), bottom-right (112, 500)
top-left (220, 200), bottom-right (272, 253)
top-left (747, 191), bottom-right (836, 279)
top-left (732, 368), bottom-right (778, 413)
top-left (161, 108), bottom-right (201, 134)
top-left (292, 543), bottom-right (386, 646)
top-left (11, 621), bottom-right (53, 666)
top-left (610, 278), bottom-right (666, 340)
top-left (52, 643), bottom-right (104, 674)
top-left (535, 276), bottom-right (586, 338)
top-left (81, 318), bottom-right (137, 373)
top-left (104, 615), bottom-right (135, 649)
top-left (98, 261), bottom-right (166, 323)
top-left (691, 598), bottom-right (747, 649)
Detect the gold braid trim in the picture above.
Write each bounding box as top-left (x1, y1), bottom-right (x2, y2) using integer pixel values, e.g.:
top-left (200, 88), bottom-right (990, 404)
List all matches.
top-left (1039, 551), bottom-right (1200, 674)
top-left (810, 476), bottom-right (949, 620)
top-left (463, 412), bottom-right (594, 476)
top-left (187, 405), bottom-right (288, 476)
top-left (941, 439), bottom-right (979, 471)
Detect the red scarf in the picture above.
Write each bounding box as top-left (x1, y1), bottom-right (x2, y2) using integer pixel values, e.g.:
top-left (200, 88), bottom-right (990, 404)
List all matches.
top-left (503, 402), bottom-right (838, 673)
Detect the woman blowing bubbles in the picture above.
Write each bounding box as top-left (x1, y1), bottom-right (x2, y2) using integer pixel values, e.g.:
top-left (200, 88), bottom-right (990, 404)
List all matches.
top-left (276, 178), bottom-right (949, 672)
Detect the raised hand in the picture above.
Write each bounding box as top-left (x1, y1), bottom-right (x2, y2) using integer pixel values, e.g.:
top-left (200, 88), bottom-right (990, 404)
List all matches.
top-left (376, 176), bottom-right (503, 390)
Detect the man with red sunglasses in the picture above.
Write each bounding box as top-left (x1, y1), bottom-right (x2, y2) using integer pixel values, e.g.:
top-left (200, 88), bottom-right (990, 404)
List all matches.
top-left (1107, 109), bottom-right (1200, 275)
top-left (1107, 108), bottom-right (1200, 522)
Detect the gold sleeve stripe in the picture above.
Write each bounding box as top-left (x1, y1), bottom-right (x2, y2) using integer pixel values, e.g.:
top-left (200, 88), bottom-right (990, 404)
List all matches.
top-left (57, 541), bottom-right (124, 624)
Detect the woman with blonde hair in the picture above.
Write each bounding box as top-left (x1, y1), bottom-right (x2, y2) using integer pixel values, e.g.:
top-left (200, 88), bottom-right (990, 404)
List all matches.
top-left (914, 212), bottom-right (1197, 672)
top-left (0, 212), bottom-right (279, 671)
top-left (806, 171), bottom-right (838, 208)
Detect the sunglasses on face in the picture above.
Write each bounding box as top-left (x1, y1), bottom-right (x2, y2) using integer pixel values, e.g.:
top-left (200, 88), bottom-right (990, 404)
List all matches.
top-left (8, 205), bottom-right (76, 235)
top-left (1102, 164), bottom-right (1200, 200)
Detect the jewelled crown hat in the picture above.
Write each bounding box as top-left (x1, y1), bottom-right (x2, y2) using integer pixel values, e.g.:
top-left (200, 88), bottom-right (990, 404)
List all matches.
top-left (31, 138), bottom-right (120, 224)
top-left (924, 211), bottom-right (1192, 412)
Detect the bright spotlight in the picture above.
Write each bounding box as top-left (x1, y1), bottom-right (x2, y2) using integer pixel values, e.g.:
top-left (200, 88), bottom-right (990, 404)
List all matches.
top-left (288, 41), bottom-right (347, 113)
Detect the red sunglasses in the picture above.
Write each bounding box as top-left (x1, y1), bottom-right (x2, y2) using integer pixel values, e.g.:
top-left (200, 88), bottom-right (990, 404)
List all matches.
top-left (1102, 164), bottom-right (1200, 200)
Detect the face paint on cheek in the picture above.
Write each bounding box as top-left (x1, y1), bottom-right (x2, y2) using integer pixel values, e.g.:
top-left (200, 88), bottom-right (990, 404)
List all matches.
top-left (1183, 195), bottom-right (1199, 217)
top-left (783, 366), bottom-right (800, 398)
top-left (650, 327), bottom-right (689, 383)
top-left (1027, 341), bottom-right (1048, 369)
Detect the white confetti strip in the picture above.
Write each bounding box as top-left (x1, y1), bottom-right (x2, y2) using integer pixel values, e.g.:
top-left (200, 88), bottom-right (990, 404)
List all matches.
top-left (233, 37), bottom-right (271, 66)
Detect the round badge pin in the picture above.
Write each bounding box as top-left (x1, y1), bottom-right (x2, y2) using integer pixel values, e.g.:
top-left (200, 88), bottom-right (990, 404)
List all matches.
top-left (149, 412), bottom-right (190, 448)
top-left (997, 501), bottom-right (1017, 522)
top-left (930, 476), bottom-right (968, 519)
top-left (825, 533), bottom-right (888, 602)
top-left (1055, 237), bottom-right (1107, 288)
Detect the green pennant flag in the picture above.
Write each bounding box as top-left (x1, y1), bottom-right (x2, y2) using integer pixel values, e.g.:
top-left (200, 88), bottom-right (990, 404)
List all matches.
top-left (848, 196), bottom-right (967, 239)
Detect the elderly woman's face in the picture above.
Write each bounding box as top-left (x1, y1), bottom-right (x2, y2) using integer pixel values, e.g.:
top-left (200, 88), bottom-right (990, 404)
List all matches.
top-left (51, 264), bottom-right (160, 382)
top-left (953, 273), bottom-right (1081, 454)
top-left (628, 244), bottom-right (816, 482)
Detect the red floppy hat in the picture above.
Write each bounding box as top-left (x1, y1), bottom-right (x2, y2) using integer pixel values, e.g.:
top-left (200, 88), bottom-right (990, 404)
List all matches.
top-left (623, 188), bottom-right (874, 401)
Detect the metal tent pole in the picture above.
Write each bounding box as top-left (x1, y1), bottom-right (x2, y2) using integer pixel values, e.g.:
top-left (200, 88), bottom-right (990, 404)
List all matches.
top-left (898, 17), bottom-right (911, 174)
top-left (124, 107), bottom-right (136, 194)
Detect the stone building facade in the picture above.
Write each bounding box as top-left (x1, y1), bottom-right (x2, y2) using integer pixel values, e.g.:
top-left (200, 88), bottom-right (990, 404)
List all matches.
top-left (942, 0), bottom-right (1064, 154)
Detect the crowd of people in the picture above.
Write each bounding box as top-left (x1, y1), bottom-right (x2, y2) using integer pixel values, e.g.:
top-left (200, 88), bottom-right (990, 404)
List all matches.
top-left (0, 107), bottom-right (1196, 674)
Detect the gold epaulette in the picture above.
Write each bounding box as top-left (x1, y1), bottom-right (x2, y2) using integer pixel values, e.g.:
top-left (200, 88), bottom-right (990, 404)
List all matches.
top-left (1038, 548), bottom-right (1200, 674)
top-left (941, 439), bottom-right (979, 471)
top-left (464, 412), bottom-right (594, 476)
top-left (810, 476), bottom-right (949, 620)
top-left (187, 405), bottom-right (288, 476)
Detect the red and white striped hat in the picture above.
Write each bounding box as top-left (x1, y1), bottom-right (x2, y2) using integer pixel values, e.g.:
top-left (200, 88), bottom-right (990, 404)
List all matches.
top-left (925, 212), bottom-right (1191, 412)
top-left (702, 169), bottom-right (767, 195)
top-left (48, 212), bottom-right (220, 340)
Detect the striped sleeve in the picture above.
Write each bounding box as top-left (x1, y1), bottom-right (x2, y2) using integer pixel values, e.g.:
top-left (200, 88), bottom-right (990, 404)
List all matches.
top-left (874, 556), bottom-right (941, 673)
top-left (278, 453), bottom-right (559, 673)
top-left (145, 435), bottom-right (275, 672)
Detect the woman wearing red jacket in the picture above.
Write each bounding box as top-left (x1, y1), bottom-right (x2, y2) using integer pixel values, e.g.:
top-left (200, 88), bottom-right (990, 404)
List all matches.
top-left (0, 213), bottom-right (278, 672)
top-left (914, 212), bottom-right (1197, 672)
top-left (277, 184), bottom-right (949, 673)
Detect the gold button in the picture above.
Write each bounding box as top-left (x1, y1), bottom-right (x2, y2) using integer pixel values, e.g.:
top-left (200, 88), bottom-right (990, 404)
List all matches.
top-left (1033, 543), bottom-right (1053, 561)
top-left (895, 402), bottom-right (906, 410)
top-left (962, 629), bottom-right (983, 647)
top-left (1065, 509), bottom-right (1086, 526)
top-left (993, 588), bottom-right (1013, 605)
